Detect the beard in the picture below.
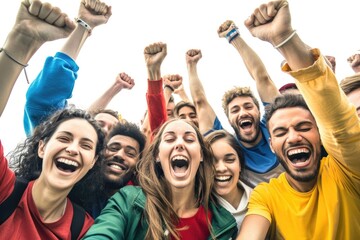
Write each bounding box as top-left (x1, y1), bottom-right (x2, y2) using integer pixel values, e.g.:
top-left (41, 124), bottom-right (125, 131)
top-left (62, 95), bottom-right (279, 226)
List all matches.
top-left (102, 167), bottom-right (135, 190)
top-left (277, 154), bottom-right (320, 182)
top-left (232, 121), bottom-right (261, 145)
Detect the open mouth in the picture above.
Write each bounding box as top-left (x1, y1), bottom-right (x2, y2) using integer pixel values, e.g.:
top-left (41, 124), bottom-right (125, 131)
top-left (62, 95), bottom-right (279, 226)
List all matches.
top-left (287, 148), bottom-right (311, 165)
top-left (56, 158), bottom-right (79, 172)
top-left (215, 175), bottom-right (232, 182)
top-left (171, 156), bottom-right (189, 174)
top-left (239, 119), bottom-right (253, 130)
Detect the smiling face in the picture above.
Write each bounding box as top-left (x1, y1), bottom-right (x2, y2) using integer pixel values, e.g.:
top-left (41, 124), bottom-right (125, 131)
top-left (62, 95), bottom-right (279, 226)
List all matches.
top-left (227, 96), bottom-right (261, 147)
top-left (37, 118), bottom-right (98, 190)
top-left (157, 120), bottom-right (202, 191)
top-left (269, 107), bottom-right (321, 190)
top-left (211, 138), bottom-right (241, 202)
top-left (102, 135), bottom-right (140, 189)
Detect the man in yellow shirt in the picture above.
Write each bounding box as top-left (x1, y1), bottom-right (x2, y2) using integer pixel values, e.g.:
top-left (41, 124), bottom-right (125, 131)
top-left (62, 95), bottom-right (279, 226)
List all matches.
top-left (237, 1), bottom-right (360, 239)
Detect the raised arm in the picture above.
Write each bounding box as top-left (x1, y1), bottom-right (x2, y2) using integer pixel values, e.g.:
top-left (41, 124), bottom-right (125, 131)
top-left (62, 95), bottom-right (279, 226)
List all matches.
top-left (0, 0), bottom-right (75, 116)
top-left (61, 0), bottom-right (112, 60)
top-left (186, 49), bottom-right (219, 134)
top-left (168, 75), bottom-right (191, 102)
top-left (144, 42), bottom-right (167, 137)
top-left (23, 0), bottom-right (111, 135)
top-left (218, 20), bottom-right (280, 103)
top-left (87, 72), bottom-right (135, 113)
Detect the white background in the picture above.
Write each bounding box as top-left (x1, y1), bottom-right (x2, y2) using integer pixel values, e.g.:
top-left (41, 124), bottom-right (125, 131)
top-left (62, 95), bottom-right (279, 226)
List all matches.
top-left (1, 0), bottom-right (359, 154)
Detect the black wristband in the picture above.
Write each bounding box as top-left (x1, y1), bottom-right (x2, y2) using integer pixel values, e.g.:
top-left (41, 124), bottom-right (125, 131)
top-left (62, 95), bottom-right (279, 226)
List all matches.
top-left (164, 85), bottom-right (174, 92)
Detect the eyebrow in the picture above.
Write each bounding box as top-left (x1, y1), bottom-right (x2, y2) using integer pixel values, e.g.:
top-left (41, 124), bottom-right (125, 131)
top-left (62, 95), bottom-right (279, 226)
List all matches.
top-left (108, 142), bottom-right (138, 153)
top-left (272, 120), bottom-right (313, 133)
top-left (59, 131), bottom-right (95, 144)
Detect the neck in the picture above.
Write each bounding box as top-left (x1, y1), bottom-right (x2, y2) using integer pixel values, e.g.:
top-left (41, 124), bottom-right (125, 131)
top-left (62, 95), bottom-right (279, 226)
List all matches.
top-left (32, 179), bottom-right (69, 223)
top-left (239, 130), bottom-right (263, 148)
top-left (171, 185), bottom-right (199, 218)
top-left (285, 174), bottom-right (317, 192)
top-left (226, 184), bottom-right (244, 209)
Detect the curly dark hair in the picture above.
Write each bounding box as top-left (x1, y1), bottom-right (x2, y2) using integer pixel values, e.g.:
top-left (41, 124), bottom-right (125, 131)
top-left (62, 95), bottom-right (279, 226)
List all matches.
top-left (8, 108), bottom-right (106, 208)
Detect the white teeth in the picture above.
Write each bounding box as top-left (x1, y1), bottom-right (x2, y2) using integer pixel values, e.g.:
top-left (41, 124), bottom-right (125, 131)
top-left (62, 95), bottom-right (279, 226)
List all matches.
top-left (57, 158), bottom-right (79, 167)
top-left (240, 119), bottom-right (252, 125)
top-left (288, 148), bottom-right (309, 156)
top-left (110, 164), bottom-right (126, 170)
top-left (215, 176), bottom-right (231, 181)
top-left (110, 164), bottom-right (122, 170)
top-left (171, 155), bottom-right (188, 161)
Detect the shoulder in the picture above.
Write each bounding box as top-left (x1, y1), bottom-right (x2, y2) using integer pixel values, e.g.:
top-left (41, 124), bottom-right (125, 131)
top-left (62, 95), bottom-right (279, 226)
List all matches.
top-left (113, 186), bottom-right (146, 207)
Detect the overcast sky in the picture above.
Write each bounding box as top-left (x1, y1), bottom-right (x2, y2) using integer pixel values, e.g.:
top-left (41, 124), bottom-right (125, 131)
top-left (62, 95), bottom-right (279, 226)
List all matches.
top-left (1, 0), bottom-right (359, 154)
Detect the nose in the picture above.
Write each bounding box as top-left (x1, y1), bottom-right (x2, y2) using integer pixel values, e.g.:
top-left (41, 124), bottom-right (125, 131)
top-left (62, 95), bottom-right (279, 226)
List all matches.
top-left (174, 139), bottom-right (185, 151)
top-left (287, 129), bottom-right (302, 144)
top-left (215, 160), bottom-right (226, 172)
top-left (114, 148), bottom-right (126, 159)
top-left (66, 142), bottom-right (79, 155)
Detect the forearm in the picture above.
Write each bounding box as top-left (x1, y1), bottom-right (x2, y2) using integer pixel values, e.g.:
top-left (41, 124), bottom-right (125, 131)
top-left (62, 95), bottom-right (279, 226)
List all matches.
top-left (187, 64), bottom-right (207, 106)
top-left (231, 36), bottom-right (279, 102)
top-left (60, 25), bottom-right (90, 60)
top-left (276, 34), bottom-right (314, 71)
top-left (147, 66), bottom-right (161, 81)
top-left (87, 81), bottom-right (123, 113)
top-left (177, 89), bottom-right (191, 102)
top-left (0, 30), bottom-right (43, 116)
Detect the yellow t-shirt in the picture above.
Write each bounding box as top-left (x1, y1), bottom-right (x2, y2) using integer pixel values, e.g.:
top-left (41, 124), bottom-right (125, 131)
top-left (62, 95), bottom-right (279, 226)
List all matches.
top-left (246, 49), bottom-right (360, 239)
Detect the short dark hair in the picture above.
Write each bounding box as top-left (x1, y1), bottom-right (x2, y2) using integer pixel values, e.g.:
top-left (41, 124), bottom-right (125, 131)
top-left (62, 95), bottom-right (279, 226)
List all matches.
top-left (265, 94), bottom-right (310, 129)
top-left (107, 122), bottom-right (147, 158)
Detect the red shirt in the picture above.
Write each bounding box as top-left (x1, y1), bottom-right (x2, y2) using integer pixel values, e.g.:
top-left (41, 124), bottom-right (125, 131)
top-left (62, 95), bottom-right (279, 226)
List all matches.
top-left (0, 141), bottom-right (94, 240)
top-left (172, 205), bottom-right (213, 240)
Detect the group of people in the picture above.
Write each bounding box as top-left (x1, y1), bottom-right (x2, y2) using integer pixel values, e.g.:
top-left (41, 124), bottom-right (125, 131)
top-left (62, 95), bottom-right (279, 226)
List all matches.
top-left (0, 0), bottom-right (359, 239)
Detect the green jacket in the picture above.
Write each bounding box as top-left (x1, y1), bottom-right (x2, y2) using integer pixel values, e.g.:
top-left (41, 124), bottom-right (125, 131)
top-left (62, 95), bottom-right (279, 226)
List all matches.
top-left (83, 186), bottom-right (237, 239)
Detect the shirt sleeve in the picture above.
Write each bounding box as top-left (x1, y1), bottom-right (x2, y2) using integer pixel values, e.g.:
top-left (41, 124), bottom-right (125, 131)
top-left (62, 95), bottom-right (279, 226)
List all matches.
top-left (283, 49), bottom-right (360, 175)
top-left (23, 52), bottom-right (79, 136)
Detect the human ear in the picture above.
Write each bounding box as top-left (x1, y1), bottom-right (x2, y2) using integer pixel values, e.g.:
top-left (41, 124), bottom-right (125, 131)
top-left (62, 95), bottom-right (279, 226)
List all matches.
top-left (269, 137), bottom-right (275, 153)
top-left (38, 140), bottom-right (45, 158)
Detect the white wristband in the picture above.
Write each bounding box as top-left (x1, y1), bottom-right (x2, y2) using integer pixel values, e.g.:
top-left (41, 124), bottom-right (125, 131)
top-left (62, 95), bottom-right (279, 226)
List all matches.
top-left (274, 30), bottom-right (297, 49)
top-left (75, 18), bottom-right (92, 35)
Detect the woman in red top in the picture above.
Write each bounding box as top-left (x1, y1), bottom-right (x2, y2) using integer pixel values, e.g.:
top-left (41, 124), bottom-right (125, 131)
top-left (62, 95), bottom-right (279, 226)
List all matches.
top-left (0, 108), bottom-right (105, 239)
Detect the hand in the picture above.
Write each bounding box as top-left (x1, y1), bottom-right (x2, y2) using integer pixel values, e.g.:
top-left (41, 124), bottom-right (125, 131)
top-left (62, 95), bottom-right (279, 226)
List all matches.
top-left (325, 55), bottom-right (336, 73)
top-left (163, 74), bottom-right (183, 91)
top-left (217, 20), bottom-right (238, 38)
top-left (186, 49), bottom-right (202, 65)
top-left (347, 53), bottom-right (360, 73)
top-left (144, 42), bottom-right (167, 67)
top-left (244, 0), bottom-right (293, 46)
top-left (116, 72), bottom-right (135, 90)
top-left (15, 0), bottom-right (75, 45)
top-left (78, 0), bottom-right (112, 29)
